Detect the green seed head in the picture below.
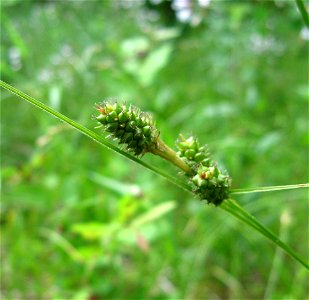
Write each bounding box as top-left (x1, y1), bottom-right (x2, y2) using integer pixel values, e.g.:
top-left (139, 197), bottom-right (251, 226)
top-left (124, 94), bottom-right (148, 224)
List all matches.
top-left (95, 101), bottom-right (159, 156)
top-left (192, 164), bottom-right (231, 206)
top-left (177, 134), bottom-right (231, 205)
top-left (176, 135), bottom-right (211, 169)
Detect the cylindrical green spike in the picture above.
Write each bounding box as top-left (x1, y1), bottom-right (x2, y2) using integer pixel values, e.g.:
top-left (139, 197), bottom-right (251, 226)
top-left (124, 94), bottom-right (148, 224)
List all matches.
top-left (95, 101), bottom-right (159, 156)
top-left (176, 134), bottom-right (231, 205)
top-left (95, 101), bottom-right (193, 174)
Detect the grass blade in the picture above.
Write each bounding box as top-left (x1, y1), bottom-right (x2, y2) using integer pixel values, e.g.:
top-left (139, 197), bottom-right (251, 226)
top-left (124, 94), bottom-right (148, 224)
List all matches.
top-left (221, 200), bottom-right (308, 269)
top-left (295, 0), bottom-right (309, 28)
top-left (231, 183), bottom-right (309, 195)
top-left (1, 80), bottom-right (307, 270)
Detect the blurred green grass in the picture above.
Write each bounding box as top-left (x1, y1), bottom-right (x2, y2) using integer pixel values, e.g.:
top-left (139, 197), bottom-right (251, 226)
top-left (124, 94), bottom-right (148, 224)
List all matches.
top-left (1, 1), bottom-right (308, 299)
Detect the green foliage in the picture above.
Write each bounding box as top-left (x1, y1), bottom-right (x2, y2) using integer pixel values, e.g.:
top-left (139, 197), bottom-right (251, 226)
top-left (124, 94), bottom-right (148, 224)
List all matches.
top-left (1, 1), bottom-right (308, 299)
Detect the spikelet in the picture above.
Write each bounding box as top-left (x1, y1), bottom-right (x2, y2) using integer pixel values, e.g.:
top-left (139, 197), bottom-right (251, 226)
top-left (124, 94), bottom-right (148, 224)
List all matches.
top-left (176, 135), bottom-right (211, 170)
top-left (95, 101), bottom-right (159, 156)
top-left (192, 164), bottom-right (231, 206)
top-left (176, 135), bottom-right (231, 205)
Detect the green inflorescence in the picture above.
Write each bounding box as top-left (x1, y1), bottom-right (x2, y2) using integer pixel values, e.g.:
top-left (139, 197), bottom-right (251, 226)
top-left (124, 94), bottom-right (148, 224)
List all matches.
top-left (95, 101), bottom-right (159, 156)
top-left (95, 101), bottom-right (231, 206)
top-left (176, 135), bottom-right (211, 170)
top-left (176, 135), bottom-right (231, 206)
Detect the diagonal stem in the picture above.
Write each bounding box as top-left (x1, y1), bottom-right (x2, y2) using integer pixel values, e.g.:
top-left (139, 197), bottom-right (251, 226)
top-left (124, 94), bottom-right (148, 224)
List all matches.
top-left (295, 0), bottom-right (309, 28)
top-left (151, 137), bottom-right (194, 175)
top-left (221, 199), bottom-right (308, 269)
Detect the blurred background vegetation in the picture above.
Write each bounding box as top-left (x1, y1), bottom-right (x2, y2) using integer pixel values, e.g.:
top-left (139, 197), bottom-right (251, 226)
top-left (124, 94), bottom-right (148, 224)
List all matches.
top-left (1, 0), bottom-right (308, 299)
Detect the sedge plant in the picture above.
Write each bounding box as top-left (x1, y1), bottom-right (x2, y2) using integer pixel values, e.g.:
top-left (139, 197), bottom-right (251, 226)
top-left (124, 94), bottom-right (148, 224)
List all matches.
top-left (1, 80), bottom-right (308, 270)
top-left (95, 101), bottom-right (230, 205)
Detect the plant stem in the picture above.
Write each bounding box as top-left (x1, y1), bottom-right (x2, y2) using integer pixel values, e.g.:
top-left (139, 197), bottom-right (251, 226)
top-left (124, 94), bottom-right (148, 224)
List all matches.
top-left (151, 138), bottom-right (194, 175)
top-left (295, 0), bottom-right (309, 28)
top-left (222, 199), bottom-right (309, 270)
top-left (231, 183), bottom-right (309, 195)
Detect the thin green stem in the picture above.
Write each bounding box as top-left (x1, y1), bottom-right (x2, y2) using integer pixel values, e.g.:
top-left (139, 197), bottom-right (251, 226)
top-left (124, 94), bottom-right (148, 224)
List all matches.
top-left (295, 0), bottom-right (309, 28)
top-left (151, 138), bottom-right (194, 175)
top-left (221, 200), bottom-right (308, 269)
top-left (263, 209), bottom-right (289, 300)
top-left (231, 183), bottom-right (309, 195)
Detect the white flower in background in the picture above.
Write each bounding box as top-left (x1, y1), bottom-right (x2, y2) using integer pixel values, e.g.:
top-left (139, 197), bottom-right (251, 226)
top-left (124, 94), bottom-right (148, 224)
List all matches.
top-left (300, 27), bottom-right (309, 41)
top-left (172, 0), bottom-right (211, 24)
top-left (172, 0), bottom-right (191, 23)
top-left (172, 0), bottom-right (191, 11)
top-left (198, 0), bottom-right (211, 7)
top-left (176, 8), bottom-right (192, 23)
top-left (8, 47), bottom-right (22, 71)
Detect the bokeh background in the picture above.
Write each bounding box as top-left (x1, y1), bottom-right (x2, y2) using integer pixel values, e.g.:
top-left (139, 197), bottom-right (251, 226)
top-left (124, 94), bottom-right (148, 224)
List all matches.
top-left (1, 0), bottom-right (308, 299)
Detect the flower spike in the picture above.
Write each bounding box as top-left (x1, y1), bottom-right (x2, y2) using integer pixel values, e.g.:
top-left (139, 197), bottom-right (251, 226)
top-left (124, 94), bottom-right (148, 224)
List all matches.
top-left (176, 135), bottom-right (231, 205)
top-left (95, 101), bottom-right (159, 156)
top-left (95, 101), bottom-right (193, 174)
top-left (95, 101), bottom-right (231, 205)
